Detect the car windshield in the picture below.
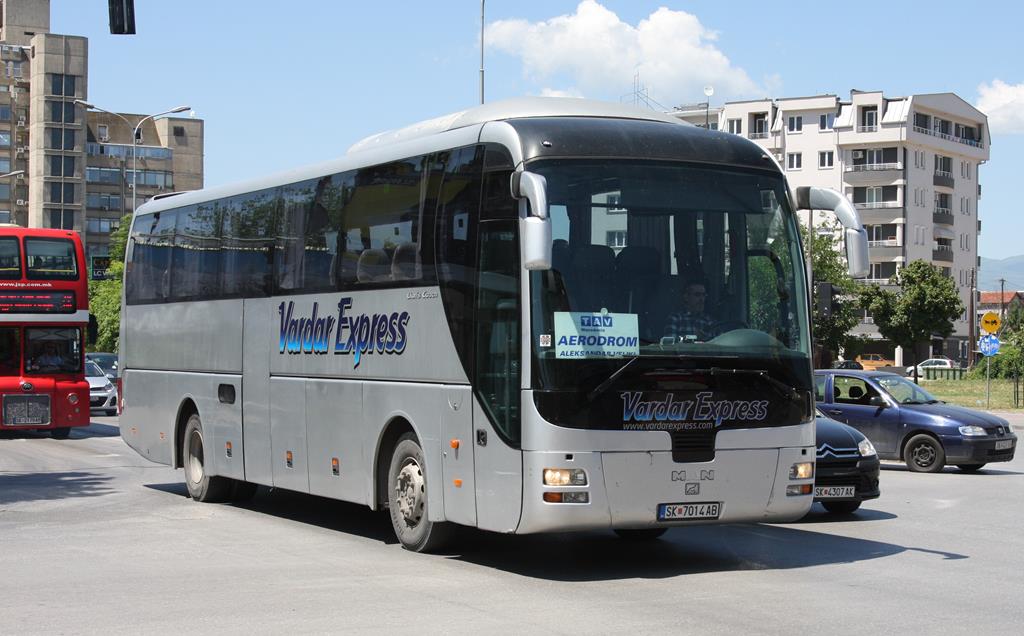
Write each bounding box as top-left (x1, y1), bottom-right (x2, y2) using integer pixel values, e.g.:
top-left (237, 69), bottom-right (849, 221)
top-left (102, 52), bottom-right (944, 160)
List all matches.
top-left (876, 375), bottom-right (939, 404)
top-left (529, 160), bottom-right (811, 392)
top-left (89, 354), bottom-right (117, 374)
top-left (85, 361), bottom-right (106, 377)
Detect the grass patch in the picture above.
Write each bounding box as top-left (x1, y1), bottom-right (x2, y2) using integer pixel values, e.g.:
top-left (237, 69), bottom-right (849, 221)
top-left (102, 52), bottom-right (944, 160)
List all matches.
top-left (922, 378), bottom-right (1021, 410)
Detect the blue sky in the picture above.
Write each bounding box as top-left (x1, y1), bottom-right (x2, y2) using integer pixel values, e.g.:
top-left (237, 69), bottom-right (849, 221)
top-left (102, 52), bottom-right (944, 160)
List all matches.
top-left (54, 0), bottom-right (1024, 258)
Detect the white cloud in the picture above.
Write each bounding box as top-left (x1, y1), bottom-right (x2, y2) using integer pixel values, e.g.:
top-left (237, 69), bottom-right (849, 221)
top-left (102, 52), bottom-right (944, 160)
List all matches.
top-left (977, 80), bottom-right (1024, 134)
top-left (539, 87), bottom-right (585, 98)
top-left (487, 1), bottom-right (764, 106)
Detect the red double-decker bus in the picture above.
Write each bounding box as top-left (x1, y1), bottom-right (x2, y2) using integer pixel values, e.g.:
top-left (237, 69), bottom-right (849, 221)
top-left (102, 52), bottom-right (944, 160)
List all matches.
top-left (0, 227), bottom-right (93, 438)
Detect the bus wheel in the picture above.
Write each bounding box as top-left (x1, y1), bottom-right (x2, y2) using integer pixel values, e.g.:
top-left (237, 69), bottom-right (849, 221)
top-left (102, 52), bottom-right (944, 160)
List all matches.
top-left (49, 427), bottom-right (71, 440)
top-left (183, 414), bottom-right (232, 502)
top-left (231, 480), bottom-right (258, 502)
top-left (614, 528), bottom-right (668, 541)
top-left (387, 433), bottom-right (451, 552)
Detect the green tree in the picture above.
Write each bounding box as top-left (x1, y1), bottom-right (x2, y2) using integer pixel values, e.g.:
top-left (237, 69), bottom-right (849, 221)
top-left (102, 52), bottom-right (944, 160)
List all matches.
top-left (88, 214), bottom-right (132, 352)
top-left (860, 260), bottom-right (964, 379)
top-left (803, 223), bottom-right (862, 366)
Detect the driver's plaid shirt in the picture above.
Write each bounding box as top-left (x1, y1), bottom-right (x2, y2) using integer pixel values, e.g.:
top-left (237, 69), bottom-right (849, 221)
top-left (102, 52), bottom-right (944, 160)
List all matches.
top-left (664, 310), bottom-right (716, 342)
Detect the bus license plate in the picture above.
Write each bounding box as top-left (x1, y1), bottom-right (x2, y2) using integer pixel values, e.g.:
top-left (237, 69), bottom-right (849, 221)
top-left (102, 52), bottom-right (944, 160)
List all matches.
top-left (814, 485), bottom-right (856, 498)
top-left (995, 440), bottom-right (1013, 450)
top-left (658, 502), bottom-right (721, 521)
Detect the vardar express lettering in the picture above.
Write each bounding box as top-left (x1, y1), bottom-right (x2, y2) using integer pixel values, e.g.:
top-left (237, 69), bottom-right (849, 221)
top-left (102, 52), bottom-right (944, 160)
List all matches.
top-left (278, 298), bottom-right (410, 367)
top-left (621, 391), bottom-right (770, 427)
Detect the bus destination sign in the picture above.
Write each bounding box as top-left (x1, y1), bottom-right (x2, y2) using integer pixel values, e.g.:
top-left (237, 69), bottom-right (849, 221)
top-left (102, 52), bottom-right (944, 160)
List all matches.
top-left (0, 290), bottom-right (76, 314)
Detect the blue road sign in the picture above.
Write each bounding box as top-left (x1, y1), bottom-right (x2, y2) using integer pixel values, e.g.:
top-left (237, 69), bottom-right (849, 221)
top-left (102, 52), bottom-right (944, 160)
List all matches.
top-left (979, 334), bottom-right (1001, 357)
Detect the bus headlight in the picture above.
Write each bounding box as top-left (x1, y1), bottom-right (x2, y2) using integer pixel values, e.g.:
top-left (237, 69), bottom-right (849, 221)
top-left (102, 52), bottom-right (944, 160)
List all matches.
top-left (789, 462), bottom-right (814, 480)
top-left (543, 468), bottom-right (587, 486)
top-left (67, 393), bottom-right (79, 405)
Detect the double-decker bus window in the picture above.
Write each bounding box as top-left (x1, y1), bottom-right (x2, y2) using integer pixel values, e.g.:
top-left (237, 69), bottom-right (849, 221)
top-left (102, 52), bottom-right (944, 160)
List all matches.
top-left (0, 237), bottom-right (20, 279)
top-left (0, 326), bottom-right (19, 373)
top-left (24, 238), bottom-right (78, 280)
top-left (25, 327), bottom-right (82, 374)
top-left (223, 188), bottom-right (279, 298)
top-left (173, 203), bottom-right (222, 301)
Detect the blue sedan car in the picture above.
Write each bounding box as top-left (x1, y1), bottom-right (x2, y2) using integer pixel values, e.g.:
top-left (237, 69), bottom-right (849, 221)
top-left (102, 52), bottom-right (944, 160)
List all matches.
top-left (815, 370), bottom-right (1017, 473)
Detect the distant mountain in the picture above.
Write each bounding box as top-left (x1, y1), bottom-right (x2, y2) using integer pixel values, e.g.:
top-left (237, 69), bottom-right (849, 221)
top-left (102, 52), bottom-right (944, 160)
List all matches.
top-left (979, 255), bottom-right (1024, 292)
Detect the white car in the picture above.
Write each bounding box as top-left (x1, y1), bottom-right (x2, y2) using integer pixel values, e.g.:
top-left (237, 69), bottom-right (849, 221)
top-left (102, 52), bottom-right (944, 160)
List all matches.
top-left (85, 360), bottom-right (118, 416)
top-left (906, 358), bottom-right (956, 377)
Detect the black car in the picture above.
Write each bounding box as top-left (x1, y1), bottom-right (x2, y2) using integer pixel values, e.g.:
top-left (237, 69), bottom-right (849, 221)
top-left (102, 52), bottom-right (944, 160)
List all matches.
top-left (813, 412), bottom-right (880, 514)
top-left (833, 360), bottom-right (863, 370)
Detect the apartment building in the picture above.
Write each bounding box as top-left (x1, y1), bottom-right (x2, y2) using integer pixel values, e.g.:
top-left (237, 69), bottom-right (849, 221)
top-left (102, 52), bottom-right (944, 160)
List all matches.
top-left (0, 0), bottom-right (204, 277)
top-left (674, 91), bottom-right (989, 365)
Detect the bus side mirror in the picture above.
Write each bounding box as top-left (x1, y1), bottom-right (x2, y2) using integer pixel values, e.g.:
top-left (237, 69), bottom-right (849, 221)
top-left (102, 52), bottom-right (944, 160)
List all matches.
top-left (88, 314), bottom-right (99, 345)
top-left (512, 171), bottom-right (552, 271)
top-left (795, 186), bottom-right (869, 279)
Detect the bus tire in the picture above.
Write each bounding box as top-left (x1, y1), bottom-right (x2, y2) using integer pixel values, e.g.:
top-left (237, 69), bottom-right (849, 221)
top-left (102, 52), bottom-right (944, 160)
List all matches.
top-left (614, 528), bottom-right (668, 541)
top-left (387, 433), bottom-right (451, 552)
top-left (183, 414), bottom-right (233, 502)
top-left (49, 427), bottom-right (71, 440)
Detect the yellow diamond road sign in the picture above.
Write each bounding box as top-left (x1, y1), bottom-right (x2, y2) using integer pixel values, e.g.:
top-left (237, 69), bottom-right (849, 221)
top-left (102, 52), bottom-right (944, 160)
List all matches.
top-left (981, 311), bottom-right (1001, 334)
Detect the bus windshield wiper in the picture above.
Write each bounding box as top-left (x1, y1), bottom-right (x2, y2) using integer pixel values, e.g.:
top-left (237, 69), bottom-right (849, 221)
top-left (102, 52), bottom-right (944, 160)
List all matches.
top-left (587, 356), bottom-right (639, 402)
top-left (707, 367), bottom-right (802, 403)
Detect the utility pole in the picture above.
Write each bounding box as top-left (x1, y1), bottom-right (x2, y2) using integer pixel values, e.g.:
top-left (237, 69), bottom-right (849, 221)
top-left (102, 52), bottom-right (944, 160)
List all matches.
top-left (480, 0), bottom-right (485, 105)
top-left (969, 268), bottom-right (977, 367)
top-left (999, 277), bottom-right (1007, 321)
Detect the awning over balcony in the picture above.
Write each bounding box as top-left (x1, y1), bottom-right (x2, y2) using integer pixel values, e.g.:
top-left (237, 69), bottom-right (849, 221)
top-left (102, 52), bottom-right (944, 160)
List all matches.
top-left (933, 226), bottom-right (956, 240)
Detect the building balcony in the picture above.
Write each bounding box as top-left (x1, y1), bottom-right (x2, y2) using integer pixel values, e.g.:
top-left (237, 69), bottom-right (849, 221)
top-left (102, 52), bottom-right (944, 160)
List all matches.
top-left (868, 239), bottom-right (899, 248)
top-left (933, 171), bottom-right (955, 188)
top-left (749, 131), bottom-right (770, 139)
top-left (846, 162), bottom-right (901, 172)
top-left (857, 125), bottom-right (878, 133)
top-left (855, 201), bottom-right (901, 209)
top-left (843, 163), bottom-right (904, 185)
top-left (932, 246), bottom-right (954, 263)
top-left (933, 209), bottom-right (954, 225)
top-left (913, 125), bottom-right (984, 149)
top-left (869, 244), bottom-right (904, 260)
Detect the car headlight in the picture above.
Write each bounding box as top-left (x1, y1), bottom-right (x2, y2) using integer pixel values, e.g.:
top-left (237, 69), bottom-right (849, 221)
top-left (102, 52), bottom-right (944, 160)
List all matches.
top-left (103, 383), bottom-right (114, 391)
top-left (959, 425), bottom-right (987, 437)
top-left (858, 438), bottom-right (876, 457)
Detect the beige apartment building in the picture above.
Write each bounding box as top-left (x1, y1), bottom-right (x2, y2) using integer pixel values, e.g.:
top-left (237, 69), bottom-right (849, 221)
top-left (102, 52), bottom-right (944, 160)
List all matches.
top-left (675, 91), bottom-right (989, 365)
top-left (0, 0), bottom-right (203, 277)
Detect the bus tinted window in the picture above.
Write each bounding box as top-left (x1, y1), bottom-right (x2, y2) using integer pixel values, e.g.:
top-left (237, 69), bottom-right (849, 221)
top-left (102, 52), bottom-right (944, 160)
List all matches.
top-left (222, 188), bottom-right (278, 298)
top-left (24, 238), bottom-right (78, 280)
top-left (0, 237), bottom-right (20, 279)
top-left (25, 326), bottom-right (82, 374)
top-left (173, 204), bottom-right (221, 301)
top-left (128, 211), bottom-right (177, 303)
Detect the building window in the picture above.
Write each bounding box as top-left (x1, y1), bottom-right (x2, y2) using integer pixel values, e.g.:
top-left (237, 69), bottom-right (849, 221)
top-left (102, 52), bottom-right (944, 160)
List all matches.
top-left (98, 124), bottom-right (109, 141)
top-left (49, 155), bottom-right (75, 177)
top-left (50, 74), bottom-right (76, 97)
top-left (0, 211), bottom-right (9, 224)
top-left (0, 105), bottom-right (9, 122)
top-left (819, 113), bottom-right (835, 130)
top-left (0, 158), bottom-right (8, 174)
top-left (787, 153), bottom-right (802, 170)
top-left (818, 151), bottom-right (834, 168)
top-left (0, 184), bottom-right (9, 200)
top-left (87, 192), bottom-right (123, 211)
top-left (5, 61), bottom-right (22, 78)
top-left (86, 217), bottom-right (120, 234)
top-left (48, 210), bottom-right (75, 230)
top-left (727, 119), bottom-right (742, 135)
top-left (173, 125), bottom-right (186, 137)
top-left (0, 132), bottom-right (9, 148)
top-left (787, 116), bottom-right (803, 132)
top-left (606, 231), bottom-right (627, 249)
top-left (49, 101), bottom-right (76, 123)
top-left (48, 182), bottom-right (75, 204)
top-left (48, 128), bottom-right (75, 151)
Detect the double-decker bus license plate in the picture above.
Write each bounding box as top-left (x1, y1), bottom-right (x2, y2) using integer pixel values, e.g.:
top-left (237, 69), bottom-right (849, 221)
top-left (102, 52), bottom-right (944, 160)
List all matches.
top-left (658, 502), bottom-right (721, 521)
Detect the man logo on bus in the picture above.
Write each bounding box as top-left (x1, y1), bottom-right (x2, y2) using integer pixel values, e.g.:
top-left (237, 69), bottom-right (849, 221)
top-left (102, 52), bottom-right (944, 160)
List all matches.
top-left (580, 314), bottom-right (613, 328)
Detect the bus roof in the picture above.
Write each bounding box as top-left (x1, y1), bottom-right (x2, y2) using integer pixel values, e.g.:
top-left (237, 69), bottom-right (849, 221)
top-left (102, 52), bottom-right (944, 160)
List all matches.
top-left (133, 97), bottom-right (775, 218)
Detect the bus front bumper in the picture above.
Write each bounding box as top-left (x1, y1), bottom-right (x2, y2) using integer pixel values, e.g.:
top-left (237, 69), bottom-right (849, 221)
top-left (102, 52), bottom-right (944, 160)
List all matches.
top-left (516, 447), bottom-right (814, 534)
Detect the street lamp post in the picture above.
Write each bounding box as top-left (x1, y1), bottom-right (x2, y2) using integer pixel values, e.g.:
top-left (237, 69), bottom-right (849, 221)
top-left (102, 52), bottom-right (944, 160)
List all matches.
top-left (73, 101), bottom-right (190, 213)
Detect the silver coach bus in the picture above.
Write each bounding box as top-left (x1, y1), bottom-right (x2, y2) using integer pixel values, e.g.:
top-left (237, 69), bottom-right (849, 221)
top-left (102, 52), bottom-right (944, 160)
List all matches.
top-left (120, 98), bottom-right (868, 551)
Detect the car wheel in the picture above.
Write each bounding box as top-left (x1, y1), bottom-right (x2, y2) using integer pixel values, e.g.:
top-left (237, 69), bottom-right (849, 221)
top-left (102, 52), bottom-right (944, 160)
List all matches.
top-left (956, 464), bottom-right (986, 473)
top-left (903, 434), bottom-right (946, 473)
top-left (183, 414), bottom-right (233, 502)
top-left (614, 528), bottom-right (668, 540)
top-left (821, 500), bottom-right (861, 514)
top-left (104, 409), bottom-right (117, 417)
top-left (387, 433), bottom-right (451, 552)
top-left (49, 427), bottom-right (71, 439)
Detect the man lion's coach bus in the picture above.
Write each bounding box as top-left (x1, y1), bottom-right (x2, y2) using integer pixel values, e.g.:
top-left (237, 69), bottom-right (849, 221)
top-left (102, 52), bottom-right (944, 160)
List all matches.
top-left (0, 228), bottom-right (92, 438)
top-left (120, 98), bottom-right (868, 551)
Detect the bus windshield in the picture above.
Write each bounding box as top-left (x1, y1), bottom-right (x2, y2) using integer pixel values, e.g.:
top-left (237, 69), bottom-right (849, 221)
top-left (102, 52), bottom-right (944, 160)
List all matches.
top-left (529, 160), bottom-right (811, 409)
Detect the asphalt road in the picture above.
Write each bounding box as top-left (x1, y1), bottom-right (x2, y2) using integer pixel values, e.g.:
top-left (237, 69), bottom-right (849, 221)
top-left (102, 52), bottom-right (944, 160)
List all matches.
top-left (2, 414), bottom-right (1023, 635)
